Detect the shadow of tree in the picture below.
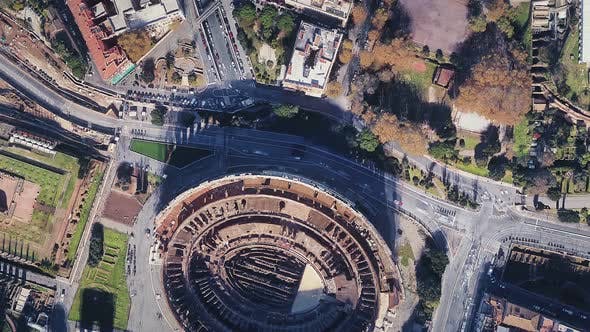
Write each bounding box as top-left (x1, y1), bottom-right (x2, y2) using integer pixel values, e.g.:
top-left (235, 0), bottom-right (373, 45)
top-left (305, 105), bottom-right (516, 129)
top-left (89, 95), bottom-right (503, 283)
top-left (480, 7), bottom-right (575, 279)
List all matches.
top-left (367, 80), bottom-right (456, 139)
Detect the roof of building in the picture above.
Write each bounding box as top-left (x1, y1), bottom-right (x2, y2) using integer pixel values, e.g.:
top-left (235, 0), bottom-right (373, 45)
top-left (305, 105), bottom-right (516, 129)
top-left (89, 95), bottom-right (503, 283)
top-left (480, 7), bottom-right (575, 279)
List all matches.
top-left (433, 66), bottom-right (455, 88)
top-left (162, 0), bottom-right (180, 13)
top-left (283, 22), bottom-right (341, 95)
top-left (92, 2), bottom-right (106, 17)
top-left (67, 0), bottom-right (131, 81)
top-left (285, 0), bottom-right (352, 20)
top-left (114, 0), bottom-right (134, 13)
top-left (502, 314), bottom-right (540, 332)
top-left (127, 5), bottom-right (169, 29)
top-left (108, 14), bottom-right (127, 32)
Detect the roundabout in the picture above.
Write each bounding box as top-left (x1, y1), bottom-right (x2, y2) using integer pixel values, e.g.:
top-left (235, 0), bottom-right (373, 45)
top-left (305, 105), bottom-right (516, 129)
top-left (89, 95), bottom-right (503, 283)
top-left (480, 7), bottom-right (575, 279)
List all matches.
top-left (153, 174), bottom-right (400, 331)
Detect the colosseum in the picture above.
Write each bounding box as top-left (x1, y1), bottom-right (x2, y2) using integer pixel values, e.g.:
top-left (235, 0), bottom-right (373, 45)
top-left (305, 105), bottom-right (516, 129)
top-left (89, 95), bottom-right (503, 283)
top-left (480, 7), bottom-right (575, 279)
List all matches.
top-left (155, 174), bottom-right (400, 332)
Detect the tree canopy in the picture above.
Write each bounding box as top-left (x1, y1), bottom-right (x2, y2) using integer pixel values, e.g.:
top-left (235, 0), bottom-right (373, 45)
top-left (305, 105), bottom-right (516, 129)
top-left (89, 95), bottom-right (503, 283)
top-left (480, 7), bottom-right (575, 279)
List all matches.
top-left (546, 187), bottom-right (562, 202)
top-left (557, 209), bottom-right (580, 223)
top-left (87, 223), bottom-right (104, 267)
top-left (372, 114), bottom-right (428, 156)
top-left (273, 104), bottom-right (299, 118)
top-left (455, 54), bottom-right (531, 125)
top-left (428, 141), bottom-right (458, 161)
top-left (357, 130), bottom-right (379, 152)
top-left (277, 13), bottom-right (295, 33)
top-left (151, 105), bottom-right (167, 126)
top-left (235, 3), bottom-right (256, 25)
top-left (338, 39), bottom-right (354, 64)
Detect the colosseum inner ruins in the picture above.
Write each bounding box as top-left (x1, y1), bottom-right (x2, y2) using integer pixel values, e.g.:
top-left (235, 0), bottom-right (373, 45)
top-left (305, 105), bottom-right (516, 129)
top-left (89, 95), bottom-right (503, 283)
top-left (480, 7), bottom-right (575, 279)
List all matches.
top-left (155, 174), bottom-right (400, 332)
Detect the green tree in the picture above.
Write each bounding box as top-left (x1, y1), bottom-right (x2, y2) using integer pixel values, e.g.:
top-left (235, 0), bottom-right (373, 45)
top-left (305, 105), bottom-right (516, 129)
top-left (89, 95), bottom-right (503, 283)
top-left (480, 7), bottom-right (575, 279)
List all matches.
top-left (428, 141), bottom-right (458, 161)
top-left (87, 223), bottom-right (104, 267)
top-left (171, 71), bottom-right (182, 84)
top-left (165, 52), bottom-right (175, 69)
top-left (151, 105), bottom-right (167, 126)
top-left (421, 45), bottom-right (430, 57)
top-left (260, 6), bottom-right (278, 31)
top-left (469, 16), bottom-right (487, 32)
top-left (357, 130), bottom-right (379, 152)
top-left (277, 13), bottom-right (295, 34)
top-left (581, 207), bottom-right (589, 225)
top-left (273, 104), bottom-right (299, 118)
top-left (235, 3), bottom-right (256, 25)
top-left (546, 187), bottom-right (562, 202)
top-left (141, 58), bottom-right (156, 83)
top-left (435, 49), bottom-right (444, 61)
top-left (557, 209), bottom-right (580, 223)
top-left (487, 156), bottom-right (508, 180)
top-left (181, 113), bottom-right (196, 127)
top-left (496, 16), bottom-right (514, 38)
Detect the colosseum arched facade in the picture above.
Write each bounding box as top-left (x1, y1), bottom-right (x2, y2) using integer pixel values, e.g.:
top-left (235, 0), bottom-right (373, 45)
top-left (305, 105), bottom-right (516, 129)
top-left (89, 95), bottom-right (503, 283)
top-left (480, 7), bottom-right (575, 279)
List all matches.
top-left (155, 174), bottom-right (400, 332)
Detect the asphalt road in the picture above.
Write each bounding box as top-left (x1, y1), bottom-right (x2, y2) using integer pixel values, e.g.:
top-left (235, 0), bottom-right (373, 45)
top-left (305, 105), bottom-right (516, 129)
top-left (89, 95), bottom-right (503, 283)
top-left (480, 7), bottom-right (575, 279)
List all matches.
top-left (526, 193), bottom-right (590, 209)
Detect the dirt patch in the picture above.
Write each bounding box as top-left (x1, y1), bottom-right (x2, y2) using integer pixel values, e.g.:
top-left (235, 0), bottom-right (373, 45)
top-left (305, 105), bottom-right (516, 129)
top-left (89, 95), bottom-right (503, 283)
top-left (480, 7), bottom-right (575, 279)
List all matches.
top-left (412, 61), bottom-right (427, 73)
top-left (0, 173), bottom-right (39, 222)
top-left (399, 0), bottom-right (469, 52)
top-left (390, 215), bottom-right (429, 331)
top-left (102, 190), bottom-right (142, 226)
top-left (258, 43), bottom-right (277, 68)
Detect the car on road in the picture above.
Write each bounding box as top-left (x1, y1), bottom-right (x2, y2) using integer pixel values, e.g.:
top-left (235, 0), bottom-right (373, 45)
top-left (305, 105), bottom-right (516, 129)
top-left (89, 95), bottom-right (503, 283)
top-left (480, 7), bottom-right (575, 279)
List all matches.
top-left (393, 200), bottom-right (403, 206)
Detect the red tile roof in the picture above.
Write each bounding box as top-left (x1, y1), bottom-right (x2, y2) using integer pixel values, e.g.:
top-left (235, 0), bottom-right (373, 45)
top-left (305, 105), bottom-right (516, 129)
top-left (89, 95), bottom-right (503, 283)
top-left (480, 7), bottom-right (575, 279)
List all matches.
top-left (433, 66), bottom-right (455, 88)
top-left (66, 0), bottom-right (130, 81)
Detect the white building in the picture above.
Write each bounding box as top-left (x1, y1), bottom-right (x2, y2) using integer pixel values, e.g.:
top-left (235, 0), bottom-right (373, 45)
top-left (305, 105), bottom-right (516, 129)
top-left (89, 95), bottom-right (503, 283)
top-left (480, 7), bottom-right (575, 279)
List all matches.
top-left (105, 0), bottom-right (184, 36)
top-left (282, 22), bottom-right (342, 97)
top-left (284, 0), bottom-right (352, 26)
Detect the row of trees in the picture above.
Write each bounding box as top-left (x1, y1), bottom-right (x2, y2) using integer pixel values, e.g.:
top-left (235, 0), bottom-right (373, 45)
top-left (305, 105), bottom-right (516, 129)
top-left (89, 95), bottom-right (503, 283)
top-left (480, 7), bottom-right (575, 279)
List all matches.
top-left (416, 248), bottom-right (449, 322)
top-left (234, 3), bottom-right (295, 41)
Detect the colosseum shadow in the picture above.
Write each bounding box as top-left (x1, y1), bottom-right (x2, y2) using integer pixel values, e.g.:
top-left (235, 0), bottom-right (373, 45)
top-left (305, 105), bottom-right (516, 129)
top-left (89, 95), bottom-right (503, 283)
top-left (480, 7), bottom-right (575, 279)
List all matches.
top-left (78, 288), bottom-right (115, 332)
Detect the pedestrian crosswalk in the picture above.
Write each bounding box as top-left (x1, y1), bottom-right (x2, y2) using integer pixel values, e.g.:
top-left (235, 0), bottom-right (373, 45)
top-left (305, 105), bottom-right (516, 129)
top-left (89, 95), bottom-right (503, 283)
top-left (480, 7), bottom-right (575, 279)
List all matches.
top-left (435, 205), bottom-right (457, 217)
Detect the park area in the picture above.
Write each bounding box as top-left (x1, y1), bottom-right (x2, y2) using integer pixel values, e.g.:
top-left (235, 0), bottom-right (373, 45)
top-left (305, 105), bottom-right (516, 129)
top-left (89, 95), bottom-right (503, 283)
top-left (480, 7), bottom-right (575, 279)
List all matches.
top-left (66, 170), bottom-right (104, 262)
top-left (551, 26), bottom-right (590, 109)
top-left (69, 227), bottom-right (130, 330)
top-left (130, 139), bottom-right (212, 168)
top-left (0, 150), bottom-right (80, 257)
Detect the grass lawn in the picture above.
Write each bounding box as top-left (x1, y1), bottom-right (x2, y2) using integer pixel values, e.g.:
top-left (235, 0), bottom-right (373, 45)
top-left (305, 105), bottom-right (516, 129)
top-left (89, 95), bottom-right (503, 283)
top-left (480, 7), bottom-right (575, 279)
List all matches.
top-left (557, 26), bottom-right (590, 108)
top-left (0, 155), bottom-right (65, 207)
top-left (513, 117), bottom-right (532, 159)
top-left (67, 171), bottom-right (104, 261)
top-left (399, 61), bottom-right (437, 95)
top-left (397, 241), bottom-right (414, 267)
top-left (455, 162), bottom-right (489, 177)
top-left (130, 140), bottom-right (167, 162)
top-left (69, 228), bottom-right (130, 330)
top-left (459, 134), bottom-right (480, 151)
top-left (130, 139), bottom-right (212, 168)
top-left (501, 170), bottom-right (514, 184)
top-left (513, 2), bottom-right (531, 52)
top-left (4, 148), bottom-right (81, 209)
